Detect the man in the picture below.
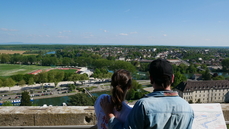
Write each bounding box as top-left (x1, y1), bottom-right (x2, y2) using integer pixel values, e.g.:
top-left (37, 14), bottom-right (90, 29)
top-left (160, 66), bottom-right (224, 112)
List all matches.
top-left (100, 58), bottom-right (194, 129)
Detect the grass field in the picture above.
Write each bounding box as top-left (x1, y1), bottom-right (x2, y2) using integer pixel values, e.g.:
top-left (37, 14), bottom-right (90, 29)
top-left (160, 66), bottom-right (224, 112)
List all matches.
top-left (0, 50), bottom-right (26, 54)
top-left (0, 64), bottom-right (52, 77)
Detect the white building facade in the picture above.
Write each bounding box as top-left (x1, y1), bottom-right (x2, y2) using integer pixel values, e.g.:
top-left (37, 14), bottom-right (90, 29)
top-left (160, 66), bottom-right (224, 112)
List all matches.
top-left (175, 80), bottom-right (229, 103)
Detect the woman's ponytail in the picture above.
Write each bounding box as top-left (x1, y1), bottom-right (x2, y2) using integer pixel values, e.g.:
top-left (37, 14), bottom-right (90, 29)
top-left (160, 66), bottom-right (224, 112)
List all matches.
top-left (111, 69), bottom-right (132, 111)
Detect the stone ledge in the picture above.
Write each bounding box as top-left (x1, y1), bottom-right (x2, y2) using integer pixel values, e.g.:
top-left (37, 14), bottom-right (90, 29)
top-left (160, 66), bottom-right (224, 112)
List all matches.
top-left (0, 104), bottom-right (228, 126)
top-left (0, 106), bottom-right (96, 126)
top-left (221, 104), bottom-right (229, 121)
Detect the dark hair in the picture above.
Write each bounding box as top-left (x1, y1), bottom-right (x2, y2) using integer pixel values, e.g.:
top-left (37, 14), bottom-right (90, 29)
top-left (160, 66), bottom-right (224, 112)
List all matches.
top-left (152, 75), bottom-right (172, 88)
top-left (149, 58), bottom-right (173, 88)
top-left (111, 69), bottom-right (132, 111)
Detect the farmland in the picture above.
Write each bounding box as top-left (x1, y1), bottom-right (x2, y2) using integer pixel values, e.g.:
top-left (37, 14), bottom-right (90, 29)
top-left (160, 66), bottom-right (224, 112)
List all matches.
top-left (0, 64), bottom-right (51, 77)
top-left (0, 50), bottom-right (26, 54)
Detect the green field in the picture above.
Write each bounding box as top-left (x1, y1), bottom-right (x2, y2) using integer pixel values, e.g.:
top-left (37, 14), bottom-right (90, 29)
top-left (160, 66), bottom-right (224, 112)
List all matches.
top-left (0, 64), bottom-right (51, 77)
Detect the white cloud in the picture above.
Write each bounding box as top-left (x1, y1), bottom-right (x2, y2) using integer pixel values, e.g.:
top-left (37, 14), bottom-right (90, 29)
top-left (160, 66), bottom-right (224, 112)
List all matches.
top-left (119, 33), bottom-right (128, 36)
top-left (0, 28), bottom-right (18, 32)
top-left (46, 35), bottom-right (50, 37)
top-left (163, 34), bottom-right (167, 37)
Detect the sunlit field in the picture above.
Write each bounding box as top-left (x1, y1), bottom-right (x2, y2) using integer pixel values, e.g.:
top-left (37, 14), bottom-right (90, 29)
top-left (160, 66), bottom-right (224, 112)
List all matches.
top-left (0, 50), bottom-right (26, 54)
top-left (0, 64), bottom-right (51, 77)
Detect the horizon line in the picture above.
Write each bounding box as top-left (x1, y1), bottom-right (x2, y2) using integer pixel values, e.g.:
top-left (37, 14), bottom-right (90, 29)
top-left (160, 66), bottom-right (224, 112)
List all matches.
top-left (0, 42), bottom-right (229, 47)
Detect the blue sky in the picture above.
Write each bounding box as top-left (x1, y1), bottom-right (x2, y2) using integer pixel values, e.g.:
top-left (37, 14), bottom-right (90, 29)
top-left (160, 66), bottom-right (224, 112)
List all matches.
top-left (0, 0), bottom-right (228, 46)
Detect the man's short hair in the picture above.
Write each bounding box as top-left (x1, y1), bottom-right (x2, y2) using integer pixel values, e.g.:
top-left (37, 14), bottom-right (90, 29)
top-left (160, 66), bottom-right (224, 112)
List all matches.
top-left (149, 58), bottom-right (173, 87)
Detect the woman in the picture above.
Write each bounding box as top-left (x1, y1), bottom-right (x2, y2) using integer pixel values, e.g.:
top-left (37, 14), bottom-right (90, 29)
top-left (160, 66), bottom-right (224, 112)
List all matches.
top-left (94, 69), bottom-right (132, 129)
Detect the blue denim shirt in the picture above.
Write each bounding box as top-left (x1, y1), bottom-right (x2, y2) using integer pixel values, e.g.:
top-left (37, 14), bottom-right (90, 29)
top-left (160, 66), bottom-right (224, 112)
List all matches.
top-left (108, 91), bottom-right (194, 129)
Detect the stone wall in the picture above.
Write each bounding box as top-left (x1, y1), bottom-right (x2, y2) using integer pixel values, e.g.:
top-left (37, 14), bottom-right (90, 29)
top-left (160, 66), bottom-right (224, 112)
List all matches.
top-left (221, 104), bottom-right (229, 122)
top-left (0, 104), bottom-right (228, 126)
top-left (0, 106), bottom-right (96, 126)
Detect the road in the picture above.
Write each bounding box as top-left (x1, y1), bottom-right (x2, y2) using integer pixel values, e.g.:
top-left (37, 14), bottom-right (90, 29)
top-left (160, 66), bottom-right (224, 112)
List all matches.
top-left (0, 80), bottom-right (151, 103)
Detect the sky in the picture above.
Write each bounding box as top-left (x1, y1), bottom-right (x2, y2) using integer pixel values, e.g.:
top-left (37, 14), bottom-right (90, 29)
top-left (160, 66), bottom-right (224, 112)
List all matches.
top-left (0, 0), bottom-right (229, 46)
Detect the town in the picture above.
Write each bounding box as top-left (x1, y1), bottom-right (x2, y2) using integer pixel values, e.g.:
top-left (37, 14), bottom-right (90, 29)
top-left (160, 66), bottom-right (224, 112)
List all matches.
top-left (0, 45), bottom-right (229, 106)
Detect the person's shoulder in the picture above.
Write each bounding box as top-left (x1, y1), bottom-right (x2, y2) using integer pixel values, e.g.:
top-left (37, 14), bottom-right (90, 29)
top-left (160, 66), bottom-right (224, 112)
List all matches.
top-left (96, 94), bottom-right (110, 101)
top-left (133, 97), bottom-right (149, 106)
top-left (94, 94), bottom-right (110, 109)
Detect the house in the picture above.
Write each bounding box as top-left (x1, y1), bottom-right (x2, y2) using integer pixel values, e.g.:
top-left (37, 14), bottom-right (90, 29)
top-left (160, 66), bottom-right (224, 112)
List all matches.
top-left (175, 80), bottom-right (229, 103)
top-left (118, 57), bottom-right (125, 61)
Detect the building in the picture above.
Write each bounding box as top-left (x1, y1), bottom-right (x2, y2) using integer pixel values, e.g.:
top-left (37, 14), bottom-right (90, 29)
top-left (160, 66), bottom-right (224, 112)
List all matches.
top-left (77, 67), bottom-right (93, 77)
top-left (175, 80), bottom-right (229, 103)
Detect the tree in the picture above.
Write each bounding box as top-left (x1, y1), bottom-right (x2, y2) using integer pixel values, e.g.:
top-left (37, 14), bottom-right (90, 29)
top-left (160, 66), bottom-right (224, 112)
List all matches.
top-left (202, 69), bottom-right (211, 80)
top-left (138, 63), bottom-right (150, 72)
top-left (187, 64), bottom-right (197, 74)
top-left (28, 77), bottom-right (34, 85)
top-left (2, 101), bottom-right (13, 106)
top-left (62, 57), bottom-right (73, 66)
top-left (201, 64), bottom-right (208, 70)
top-left (47, 70), bottom-right (64, 87)
top-left (56, 71), bottom-right (65, 81)
top-left (23, 74), bottom-right (34, 84)
top-left (68, 73), bottom-right (89, 85)
top-left (93, 68), bottom-right (112, 79)
top-left (54, 71), bottom-right (65, 87)
top-left (93, 59), bottom-right (111, 69)
top-left (20, 91), bottom-right (32, 106)
top-left (172, 72), bottom-right (187, 88)
top-left (67, 93), bottom-right (95, 106)
top-left (0, 79), bottom-right (3, 87)
top-left (48, 70), bottom-right (56, 82)
top-left (0, 54), bottom-right (10, 63)
top-left (35, 72), bottom-right (48, 89)
top-left (126, 80), bottom-right (148, 100)
top-left (222, 58), bottom-right (229, 71)
top-left (68, 84), bottom-right (76, 92)
top-left (126, 89), bottom-right (135, 100)
top-left (69, 74), bottom-right (81, 85)
top-left (10, 53), bottom-right (22, 64)
top-left (11, 74), bottom-right (24, 82)
top-left (212, 75), bottom-right (225, 80)
top-left (110, 61), bottom-right (136, 73)
top-left (42, 57), bottom-right (58, 66)
top-left (107, 55), bottom-right (116, 60)
top-left (3, 78), bottom-right (16, 90)
top-left (18, 79), bottom-right (26, 86)
top-left (27, 55), bottom-right (37, 64)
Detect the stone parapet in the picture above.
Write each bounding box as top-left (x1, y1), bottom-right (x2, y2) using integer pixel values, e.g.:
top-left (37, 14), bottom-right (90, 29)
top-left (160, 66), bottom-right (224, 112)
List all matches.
top-left (221, 104), bottom-right (229, 121)
top-left (0, 104), bottom-right (228, 126)
top-left (0, 106), bottom-right (95, 126)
